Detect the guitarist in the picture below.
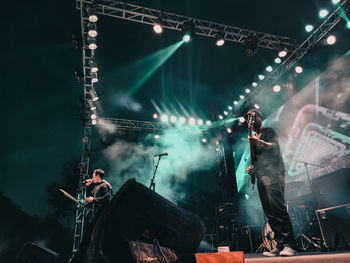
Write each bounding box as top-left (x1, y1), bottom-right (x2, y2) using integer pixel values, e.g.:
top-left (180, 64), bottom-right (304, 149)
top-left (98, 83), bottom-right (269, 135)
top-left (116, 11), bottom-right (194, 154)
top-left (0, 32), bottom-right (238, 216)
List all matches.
top-left (245, 109), bottom-right (297, 257)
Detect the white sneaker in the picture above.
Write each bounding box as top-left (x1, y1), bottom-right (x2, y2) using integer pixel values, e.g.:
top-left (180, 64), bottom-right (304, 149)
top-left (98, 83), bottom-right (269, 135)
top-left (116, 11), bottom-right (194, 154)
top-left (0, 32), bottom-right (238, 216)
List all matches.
top-left (280, 246), bottom-right (297, 256)
top-left (263, 248), bottom-right (280, 257)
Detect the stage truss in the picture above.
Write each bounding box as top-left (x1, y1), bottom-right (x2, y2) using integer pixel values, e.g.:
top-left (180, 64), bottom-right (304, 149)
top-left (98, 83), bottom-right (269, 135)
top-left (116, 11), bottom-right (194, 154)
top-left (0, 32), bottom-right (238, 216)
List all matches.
top-left (71, 0), bottom-right (350, 254)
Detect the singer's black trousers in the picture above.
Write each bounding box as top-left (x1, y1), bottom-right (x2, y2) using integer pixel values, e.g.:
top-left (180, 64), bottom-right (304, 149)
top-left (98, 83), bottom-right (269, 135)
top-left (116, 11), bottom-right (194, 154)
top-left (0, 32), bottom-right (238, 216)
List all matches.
top-left (256, 173), bottom-right (297, 250)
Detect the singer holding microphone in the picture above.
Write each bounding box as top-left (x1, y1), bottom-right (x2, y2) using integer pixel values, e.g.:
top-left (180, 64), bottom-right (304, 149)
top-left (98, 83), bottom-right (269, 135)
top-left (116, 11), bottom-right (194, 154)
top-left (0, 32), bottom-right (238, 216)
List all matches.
top-left (69, 169), bottom-right (112, 263)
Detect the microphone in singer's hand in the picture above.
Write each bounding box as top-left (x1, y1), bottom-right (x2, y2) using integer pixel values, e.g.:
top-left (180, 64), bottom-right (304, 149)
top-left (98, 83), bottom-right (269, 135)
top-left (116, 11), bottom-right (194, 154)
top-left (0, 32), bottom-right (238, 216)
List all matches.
top-left (154, 152), bottom-right (168, 157)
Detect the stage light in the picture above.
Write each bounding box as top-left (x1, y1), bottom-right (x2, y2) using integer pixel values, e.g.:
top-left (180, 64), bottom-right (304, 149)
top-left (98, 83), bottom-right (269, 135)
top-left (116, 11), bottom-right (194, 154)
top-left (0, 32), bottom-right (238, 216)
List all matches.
top-left (245, 88), bottom-right (251, 94)
top-left (233, 101), bottom-right (238, 105)
top-left (252, 82), bottom-right (258, 87)
top-left (319, 9), bottom-right (329, 18)
top-left (305, 24), bottom-right (314, 33)
top-left (258, 74), bottom-right (265, 80)
top-left (201, 137), bottom-right (207, 143)
top-left (239, 95), bottom-right (244, 100)
top-left (273, 84), bottom-right (281, 93)
top-left (188, 117), bottom-right (196, 125)
top-left (216, 141), bottom-right (219, 145)
top-left (87, 37), bottom-right (97, 50)
top-left (244, 33), bottom-right (258, 56)
top-left (332, 0), bottom-right (340, 4)
top-left (154, 134), bottom-right (160, 139)
top-left (153, 113), bottom-right (158, 119)
top-left (266, 66), bottom-right (273, 72)
top-left (183, 34), bottom-right (191, 42)
top-left (91, 72), bottom-right (98, 83)
top-left (87, 23), bottom-right (98, 37)
top-left (274, 57), bottom-right (281, 64)
top-left (179, 117), bottom-right (186, 124)
top-left (218, 115), bottom-right (223, 120)
top-left (160, 114), bottom-right (169, 122)
top-left (278, 47), bottom-right (288, 58)
top-left (347, 21), bottom-right (350, 29)
top-left (295, 66), bottom-right (303, 74)
top-left (91, 113), bottom-right (97, 120)
top-left (197, 119), bottom-right (203, 125)
top-left (153, 23), bottom-right (163, 34)
top-left (182, 21), bottom-right (194, 43)
top-left (228, 106), bottom-right (233, 110)
top-left (254, 104), bottom-right (260, 109)
top-left (326, 35), bottom-right (336, 45)
top-left (224, 111), bottom-right (228, 115)
top-left (215, 32), bottom-right (225, 46)
top-left (86, 5), bottom-right (98, 23)
top-left (239, 117), bottom-right (245, 123)
top-left (88, 100), bottom-right (96, 111)
top-left (89, 59), bottom-right (98, 73)
top-left (227, 128), bottom-right (232, 134)
top-left (170, 116), bottom-right (177, 123)
top-left (90, 89), bottom-right (99, 101)
top-left (206, 120), bottom-right (211, 125)
top-left (92, 119), bottom-right (97, 125)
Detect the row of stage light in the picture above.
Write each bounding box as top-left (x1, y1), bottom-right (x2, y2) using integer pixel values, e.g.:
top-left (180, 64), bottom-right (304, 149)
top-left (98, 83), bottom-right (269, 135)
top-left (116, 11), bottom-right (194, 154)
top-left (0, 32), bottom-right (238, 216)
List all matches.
top-left (219, 0), bottom-right (348, 120)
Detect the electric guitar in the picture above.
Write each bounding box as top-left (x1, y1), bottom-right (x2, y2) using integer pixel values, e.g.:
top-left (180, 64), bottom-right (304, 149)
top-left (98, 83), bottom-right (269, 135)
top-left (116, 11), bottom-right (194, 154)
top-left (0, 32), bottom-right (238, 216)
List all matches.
top-left (247, 114), bottom-right (256, 185)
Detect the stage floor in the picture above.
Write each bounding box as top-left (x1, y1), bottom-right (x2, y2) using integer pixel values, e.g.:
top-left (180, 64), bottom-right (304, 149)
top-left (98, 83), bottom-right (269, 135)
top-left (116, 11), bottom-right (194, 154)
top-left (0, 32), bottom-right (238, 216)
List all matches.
top-left (245, 251), bottom-right (350, 263)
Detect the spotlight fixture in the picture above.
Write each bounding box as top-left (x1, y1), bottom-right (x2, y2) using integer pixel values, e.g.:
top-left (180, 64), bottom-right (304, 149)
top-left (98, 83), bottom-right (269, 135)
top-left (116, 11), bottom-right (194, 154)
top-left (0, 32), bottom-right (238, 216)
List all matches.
top-left (228, 106), bottom-right (233, 110)
top-left (244, 33), bottom-right (258, 56)
top-left (188, 117), bottom-right (196, 125)
top-left (239, 95), bottom-right (244, 100)
top-left (87, 37), bottom-right (97, 50)
top-left (266, 66), bottom-right (273, 72)
top-left (319, 9), bottom-right (329, 19)
top-left (273, 84), bottom-right (281, 93)
top-left (295, 66), bottom-right (303, 74)
top-left (160, 114), bottom-right (169, 122)
top-left (197, 119), bottom-right (204, 125)
top-left (182, 21), bottom-right (195, 43)
top-left (153, 18), bottom-right (163, 34)
top-left (233, 101), bottom-right (238, 105)
top-left (206, 120), bottom-right (211, 125)
top-left (170, 116), bottom-right (177, 123)
top-left (326, 35), bottom-right (336, 45)
top-left (92, 119), bottom-right (97, 125)
top-left (252, 82), bottom-right (258, 87)
top-left (88, 100), bottom-right (96, 111)
top-left (86, 5), bottom-right (98, 22)
top-left (227, 128), bottom-right (232, 134)
top-left (179, 117), bottom-right (186, 124)
top-left (201, 137), bottom-right (207, 143)
top-left (152, 113), bottom-right (158, 119)
top-left (239, 117), bottom-right (245, 123)
top-left (90, 88), bottom-right (99, 101)
top-left (87, 23), bottom-right (98, 37)
top-left (258, 74), bottom-right (265, 80)
top-left (91, 113), bottom-right (97, 120)
top-left (274, 57), bottom-right (281, 64)
top-left (89, 58), bottom-right (98, 73)
top-left (305, 24), bottom-right (314, 33)
top-left (245, 88), bottom-right (251, 94)
top-left (154, 134), bottom-right (160, 139)
top-left (332, 0), bottom-right (340, 4)
top-left (215, 31), bottom-right (225, 46)
top-left (218, 115), bottom-right (223, 120)
top-left (254, 104), bottom-right (260, 109)
top-left (91, 72), bottom-right (98, 83)
top-left (347, 21), bottom-right (350, 29)
top-left (224, 111), bottom-right (228, 115)
top-left (278, 46), bottom-right (288, 58)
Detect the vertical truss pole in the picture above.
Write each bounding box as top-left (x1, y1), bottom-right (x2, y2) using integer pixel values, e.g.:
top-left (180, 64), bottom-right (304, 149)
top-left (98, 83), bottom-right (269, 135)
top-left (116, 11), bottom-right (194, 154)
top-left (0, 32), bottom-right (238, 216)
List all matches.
top-left (72, 0), bottom-right (94, 255)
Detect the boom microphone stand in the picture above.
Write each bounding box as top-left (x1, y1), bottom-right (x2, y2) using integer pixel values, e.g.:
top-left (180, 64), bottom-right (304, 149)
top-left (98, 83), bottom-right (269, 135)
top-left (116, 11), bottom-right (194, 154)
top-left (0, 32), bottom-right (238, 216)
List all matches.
top-left (149, 153), bottom-right (168, 191)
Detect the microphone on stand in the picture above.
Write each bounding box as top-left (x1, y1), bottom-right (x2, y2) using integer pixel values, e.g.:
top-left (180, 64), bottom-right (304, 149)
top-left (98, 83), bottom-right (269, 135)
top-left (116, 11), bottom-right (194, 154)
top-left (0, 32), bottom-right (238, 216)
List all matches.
top-left (154, 152), bottom-right (168, 157)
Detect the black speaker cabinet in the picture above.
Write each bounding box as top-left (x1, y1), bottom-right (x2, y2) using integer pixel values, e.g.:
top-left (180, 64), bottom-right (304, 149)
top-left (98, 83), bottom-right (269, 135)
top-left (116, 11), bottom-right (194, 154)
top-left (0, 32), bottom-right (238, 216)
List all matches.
top-left (316, 203), bottom-right (350, 249)
top-left (17, 242), bottom-right (59, 263)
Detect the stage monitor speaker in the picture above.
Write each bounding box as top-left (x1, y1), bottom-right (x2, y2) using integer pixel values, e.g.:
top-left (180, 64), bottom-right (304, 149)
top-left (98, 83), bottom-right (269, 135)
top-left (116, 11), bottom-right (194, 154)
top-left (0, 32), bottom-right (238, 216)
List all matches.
top-left (312, 168), bottom-right (350, 209)
top-left (316, 203), bottom-right (350, 249)
top-left (85, 179), bottom-right (205, 263)
top-left (17, 242), bottom-right (59, 263)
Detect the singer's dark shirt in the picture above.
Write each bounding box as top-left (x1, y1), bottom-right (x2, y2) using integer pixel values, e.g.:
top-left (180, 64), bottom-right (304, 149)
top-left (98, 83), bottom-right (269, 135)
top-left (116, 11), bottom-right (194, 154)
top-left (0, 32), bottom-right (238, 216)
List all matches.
top-left (253, 127), bottom-right (285, 177)
top-left (87, 180), bottom-right (112, 221)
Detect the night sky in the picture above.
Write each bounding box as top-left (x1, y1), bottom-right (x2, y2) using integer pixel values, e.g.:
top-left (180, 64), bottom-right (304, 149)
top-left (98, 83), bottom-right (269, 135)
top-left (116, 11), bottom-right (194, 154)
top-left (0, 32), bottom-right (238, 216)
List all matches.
top-left (1, 0), bottom-right (345, 218)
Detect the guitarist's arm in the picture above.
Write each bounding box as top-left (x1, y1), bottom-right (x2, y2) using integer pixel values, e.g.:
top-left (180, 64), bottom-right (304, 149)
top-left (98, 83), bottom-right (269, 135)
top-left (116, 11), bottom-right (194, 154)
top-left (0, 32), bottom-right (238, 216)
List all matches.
top-left (248, 135), bottom-right (275, 151)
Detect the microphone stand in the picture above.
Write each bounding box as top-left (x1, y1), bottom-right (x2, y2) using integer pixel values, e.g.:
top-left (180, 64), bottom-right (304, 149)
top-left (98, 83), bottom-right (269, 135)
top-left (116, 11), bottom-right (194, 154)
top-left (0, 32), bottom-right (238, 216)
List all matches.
top-left (149, 155), bottom-right (163, 191)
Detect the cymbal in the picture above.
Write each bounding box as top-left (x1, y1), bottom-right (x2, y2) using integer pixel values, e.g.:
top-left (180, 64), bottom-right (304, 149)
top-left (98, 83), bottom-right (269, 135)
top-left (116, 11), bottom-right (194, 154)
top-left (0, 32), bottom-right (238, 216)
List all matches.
top-left (286, 181), bottom-right (304, 188)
